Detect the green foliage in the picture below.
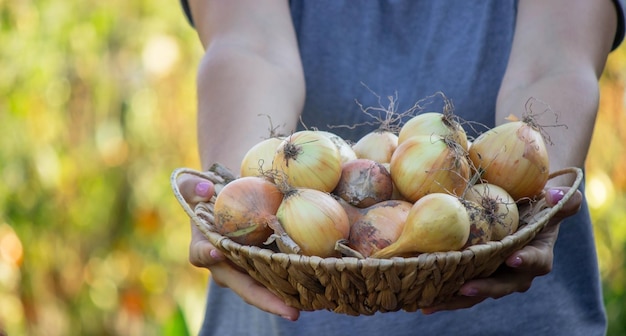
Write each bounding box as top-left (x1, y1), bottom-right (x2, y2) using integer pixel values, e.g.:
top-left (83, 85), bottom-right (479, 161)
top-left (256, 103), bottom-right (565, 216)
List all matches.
top-left (0, 0), bottom-right (206, 334)
top-left (1, 0), bottom-right (625, 335)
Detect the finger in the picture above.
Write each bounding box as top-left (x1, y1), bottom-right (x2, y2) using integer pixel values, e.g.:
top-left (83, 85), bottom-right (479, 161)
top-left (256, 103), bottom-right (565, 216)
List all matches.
top-left (460, 269), bottom-right (535, 298)
top-left (211, 260), bottom-right (301, 321)
top-left (189, 222), bottom-right (225, 268)
top-left (544, 188), bottom-right (582, 219)
top-left (503, 228), bottom-right (556, 277)
top-left (177, 173), bottom-right (215, 207)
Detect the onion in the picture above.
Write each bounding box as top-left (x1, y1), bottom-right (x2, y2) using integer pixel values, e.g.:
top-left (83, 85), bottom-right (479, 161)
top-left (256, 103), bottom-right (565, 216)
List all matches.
top-left (333, 158), bottom-right (393, 208)
top-left (352, 130), bottom-right (398, 164)
top-left (334, 195), bottom-right (364, 225)
top-left (381, 163), bottom-right (407, 201)
top-left (276, 188), bottom-right (350, 257)
top-left (390, 135), bottom-right (470, 202)
top-left (464, 183), bottom-right (519, 241)
top-left (398, 112), bottom-right (468, 150)
top-left (468, 116), bottom-right (549, 200)
top-left (240, 137), bottom-right (283, 178)
top-left (461, 199), bottom-right (493, 248)
top-left (273, 130), bottom-right (342, 192)
top-left (316, 130), bottom-right (358, 164)
top-left (372, 193), bottom-right (471, 257)
top-left (213, 176), bottom-right (283, 246)
top-left (347, 200), bottom-right (412, 258)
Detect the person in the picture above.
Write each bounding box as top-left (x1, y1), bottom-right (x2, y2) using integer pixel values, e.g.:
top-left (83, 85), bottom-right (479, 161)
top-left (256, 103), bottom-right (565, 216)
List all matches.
top-left (176, 1), bottom-right (625, 335)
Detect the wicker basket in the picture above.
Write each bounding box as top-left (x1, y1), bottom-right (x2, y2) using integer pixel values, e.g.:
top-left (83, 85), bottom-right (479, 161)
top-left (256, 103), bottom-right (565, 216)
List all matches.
top-left (171, 165), bottom-right (583, 316)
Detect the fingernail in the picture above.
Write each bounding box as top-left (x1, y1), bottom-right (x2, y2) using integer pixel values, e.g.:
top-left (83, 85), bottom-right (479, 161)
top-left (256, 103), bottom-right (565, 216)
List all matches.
top-left (547, 189), bottom-right (565, 204)
top-left (195, 182), bottom-right (212, 197)
top-left (509, 256), bottom-right (523, 268)
top-left (209, 249), bottom-right (223, 261)
top-left (461, 287), bottom-right (478, 296)
top-left (281, 315), bottom-right (296, 321)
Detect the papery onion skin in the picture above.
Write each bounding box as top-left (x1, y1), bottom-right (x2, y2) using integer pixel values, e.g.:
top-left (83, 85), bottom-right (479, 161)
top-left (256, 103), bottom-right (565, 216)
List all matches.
top-left (334, 158), bottom-right (393, 208)
top-left (273, 130), bottom-right (342, 193)
top-left (468, 120), bottom-right (549, 201)
top-left (213, 176), bottom-right (283, 246)
top-left (240, 137), bottom-right (283, 178)
top-left (372, 193), bottom-right (470, 258)
top-left (461, 199), bottom-right (493, 248)
top-left (316, 130), bottom-right (358, 164)
top-left (398, 112), bottom-right (468, 151)
top-left (464, 183), bottom-right (519, 241)
top-left (390, 135), bottom-right (470, 203)
top-left (348, 200), bottom-right (412, 257)
top-left (277, 188), bottom-right (350, 257)
top-left (352, 130), bottom-right (398, 164)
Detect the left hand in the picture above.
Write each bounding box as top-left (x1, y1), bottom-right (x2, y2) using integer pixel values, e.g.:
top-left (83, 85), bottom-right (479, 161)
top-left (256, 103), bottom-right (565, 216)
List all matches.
top-left (421, 186), bottom-right (583, 314)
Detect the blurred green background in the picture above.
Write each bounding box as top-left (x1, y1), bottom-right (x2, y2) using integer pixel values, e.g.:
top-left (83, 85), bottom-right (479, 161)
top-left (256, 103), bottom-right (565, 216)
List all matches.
top-left (1, 1), bottom-right (625, 335)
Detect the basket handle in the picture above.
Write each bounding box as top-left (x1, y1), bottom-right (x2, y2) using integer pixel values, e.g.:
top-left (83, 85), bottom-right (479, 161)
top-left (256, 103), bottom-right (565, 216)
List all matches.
top-left (170, 165), bottom-right (235, 224)
top-left (545, 166), bottom-right (584, 212)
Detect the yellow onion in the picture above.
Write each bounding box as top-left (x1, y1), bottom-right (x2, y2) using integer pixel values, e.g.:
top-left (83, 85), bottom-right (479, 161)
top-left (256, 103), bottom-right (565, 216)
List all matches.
top-left (381, 163), bottom-right (407, 201)
top-left (273, 130), bottom-right (342, 192)
top-left (213, 176), bottom-right (283, 246)
top-left (352, 130), bottom-right (398, 163)
top-left (464, 183), bottom-right (519, 241)
top-left (468, 117), bottom-right (549, 200)
top-left (333, 158), bottom-right (393, 208)
top-left (372, 193), bottom-right (470, 257)
top-left (276, 188), bottom-right (350, 257)
top-left (461, 199), bottom-right (493, 248)
top-left (398, 112), bottom-right (468, 150)
top-left (240, 137), bottom-right (283, 178)
top-left (390, 135), bottom-right (470, 202)
top-left (316, 130), bottom-right (358, 164)
top-left (347, 200), bottom-right (412, 258)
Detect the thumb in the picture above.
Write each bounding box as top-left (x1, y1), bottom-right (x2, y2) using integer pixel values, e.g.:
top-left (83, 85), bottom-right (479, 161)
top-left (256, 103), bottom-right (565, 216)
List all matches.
top-left (544, 187), bottom-right (582, 221)
top-left (177, 174), bottom-right (215, 207)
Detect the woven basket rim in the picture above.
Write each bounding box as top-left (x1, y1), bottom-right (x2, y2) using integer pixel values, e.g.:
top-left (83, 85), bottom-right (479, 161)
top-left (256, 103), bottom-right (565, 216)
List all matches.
top-left (171, 165), bottom-right (583, 314)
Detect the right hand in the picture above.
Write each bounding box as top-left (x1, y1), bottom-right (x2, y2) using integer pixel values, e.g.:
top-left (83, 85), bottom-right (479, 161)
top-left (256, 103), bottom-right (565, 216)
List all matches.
top-left (177, 173), bottom-right (301, 321)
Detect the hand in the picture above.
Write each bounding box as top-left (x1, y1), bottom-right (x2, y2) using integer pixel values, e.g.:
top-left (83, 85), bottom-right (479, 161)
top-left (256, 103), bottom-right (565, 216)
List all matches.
top-left (421, 186), bottom-right (583, 314)
top-left (177, 173), bottom-right (301, 321)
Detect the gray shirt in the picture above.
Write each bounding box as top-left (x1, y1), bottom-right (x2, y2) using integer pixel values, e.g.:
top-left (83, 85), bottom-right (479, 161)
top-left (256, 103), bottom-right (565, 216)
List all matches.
top-left (182, 1), bottom-right (625, 335)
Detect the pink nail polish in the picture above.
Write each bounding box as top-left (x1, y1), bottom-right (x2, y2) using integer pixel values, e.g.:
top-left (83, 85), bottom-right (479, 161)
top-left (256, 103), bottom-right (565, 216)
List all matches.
top-left (195, 182), bottom-right (211, 197)
top-left (281, 315), bottom-right (296, 321)
top-left (547, 189), bottom-right (565, 204)
top-left (510, 256), bottom-right (523, 268)
top-left (209, 249), bottom-right (223, 261)
top-left (462, 287), bottom-right (478, 296)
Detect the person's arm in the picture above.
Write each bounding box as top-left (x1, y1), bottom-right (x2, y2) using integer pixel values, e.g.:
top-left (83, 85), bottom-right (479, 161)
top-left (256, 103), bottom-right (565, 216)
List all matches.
top-left (423, 0), bottom-right (618, 313)
top-left (189, 0), bottom-right (304, 171)
top-left (181, 0), bottom-right (304, 321)
top-left (496, 0), bottom-right (617, 185)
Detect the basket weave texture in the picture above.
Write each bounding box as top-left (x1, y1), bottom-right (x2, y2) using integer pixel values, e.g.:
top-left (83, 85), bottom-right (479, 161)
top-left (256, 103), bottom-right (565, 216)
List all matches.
top-left (171, 165), bottom-right (583, 316)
